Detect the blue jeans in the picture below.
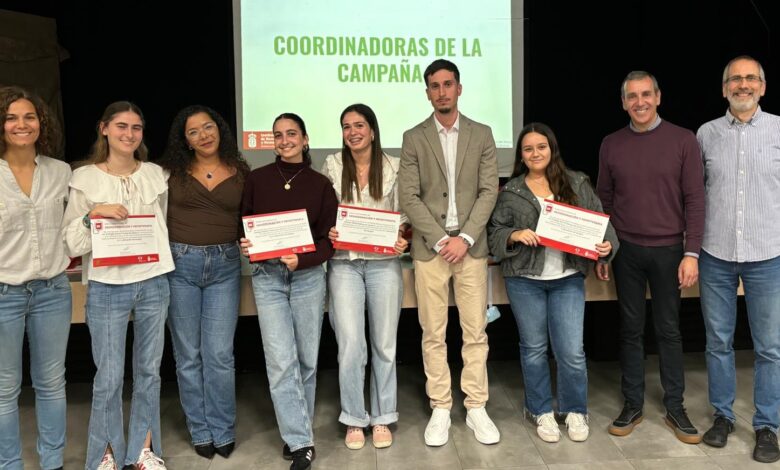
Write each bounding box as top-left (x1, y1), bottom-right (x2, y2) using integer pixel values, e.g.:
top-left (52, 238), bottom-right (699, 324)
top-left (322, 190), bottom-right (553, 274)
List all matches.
top-left (699, 250), bottom-right (780, 432)
top-left (250, 261), bottom-right (325, 452)
top-left (328, 258), bottom-right (402, 427)
top-left (0, 272), bottom-right (71, 470)
top-left (84, 275), bottom-right (169, 470)
top-left (504, 273), bottom-right (587, 416)
top-left (167, 242), bottom-right (240, 447)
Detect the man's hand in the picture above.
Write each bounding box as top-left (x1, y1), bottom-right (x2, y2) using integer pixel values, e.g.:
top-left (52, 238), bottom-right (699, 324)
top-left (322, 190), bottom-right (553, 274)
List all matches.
top-left (438, 236), bottom-right (468, 263)
top-left (678, 256), bottom-right (698, 289)
top-left (595, 263), bottom-right (610, 281)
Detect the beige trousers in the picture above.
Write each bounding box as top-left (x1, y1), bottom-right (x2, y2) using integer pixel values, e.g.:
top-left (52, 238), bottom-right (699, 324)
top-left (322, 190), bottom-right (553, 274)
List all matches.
top-left (414, 253), bottom-right (489, 410)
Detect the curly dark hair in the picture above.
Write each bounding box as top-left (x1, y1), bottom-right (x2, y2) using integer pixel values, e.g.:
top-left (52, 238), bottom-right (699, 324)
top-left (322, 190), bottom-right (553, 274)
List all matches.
top-left (0, 86), bottom-right (61, 158)
top-left (511, 122), bottom-right (577, 206)
top-left (158, 105), bottom-right (249, 185)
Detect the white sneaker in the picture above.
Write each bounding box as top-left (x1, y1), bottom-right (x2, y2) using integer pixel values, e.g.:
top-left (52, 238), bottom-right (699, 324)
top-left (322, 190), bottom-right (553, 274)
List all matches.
top-left (424, 408), bottom-right (451, 446)
top-left (565, 412), bottom-right (589, 442)
top-left (136, 448), bottom-right (167, 470)
top-left (97, 453), bottom-right (118, 470)
top-left (535, 412), bottom-right (561, 443)
top-left (466, 406), bottom-right (501, 444)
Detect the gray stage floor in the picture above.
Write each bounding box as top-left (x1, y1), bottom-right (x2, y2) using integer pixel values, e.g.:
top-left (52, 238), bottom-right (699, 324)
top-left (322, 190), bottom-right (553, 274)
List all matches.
top-left (16, 350), bottom-right (780, 469)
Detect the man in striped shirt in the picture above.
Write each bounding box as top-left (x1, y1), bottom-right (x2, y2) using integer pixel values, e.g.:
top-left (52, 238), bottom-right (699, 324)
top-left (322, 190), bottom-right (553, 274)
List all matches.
top-left (697, 55), bottom-right (780, 464)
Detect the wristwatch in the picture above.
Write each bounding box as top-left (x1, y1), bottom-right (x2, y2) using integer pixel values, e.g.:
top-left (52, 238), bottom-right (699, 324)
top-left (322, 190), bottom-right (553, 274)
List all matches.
top-left (82, 213), bottom-right (91, 228)
top-left (459, 235), bottom-right (473, 247)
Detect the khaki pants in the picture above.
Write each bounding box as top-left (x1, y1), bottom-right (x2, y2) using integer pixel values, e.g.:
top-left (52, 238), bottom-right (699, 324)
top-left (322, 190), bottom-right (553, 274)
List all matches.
top-left (414, 253), bottom-right (489, 410)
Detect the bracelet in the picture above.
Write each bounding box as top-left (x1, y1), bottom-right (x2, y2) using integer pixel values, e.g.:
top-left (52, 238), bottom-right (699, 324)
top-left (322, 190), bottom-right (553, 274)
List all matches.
top-left (82, 213), bottom-right (91, 228)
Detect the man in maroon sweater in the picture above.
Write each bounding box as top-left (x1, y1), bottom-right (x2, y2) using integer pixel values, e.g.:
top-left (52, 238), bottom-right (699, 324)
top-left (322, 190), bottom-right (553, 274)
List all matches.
top-left (597, 71), bottom-right (705, 444)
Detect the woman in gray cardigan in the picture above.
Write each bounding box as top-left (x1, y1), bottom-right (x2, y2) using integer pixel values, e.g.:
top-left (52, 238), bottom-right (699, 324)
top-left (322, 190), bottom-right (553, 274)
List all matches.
top-left (487, 122), bottom-right (618, 444)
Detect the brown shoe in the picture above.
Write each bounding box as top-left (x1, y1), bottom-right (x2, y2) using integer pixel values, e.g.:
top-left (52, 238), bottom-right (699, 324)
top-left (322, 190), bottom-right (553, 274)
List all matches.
top-left (345, 426), bottom-right (365, 450)
top-left (372, 425), bottom-right (393, 448)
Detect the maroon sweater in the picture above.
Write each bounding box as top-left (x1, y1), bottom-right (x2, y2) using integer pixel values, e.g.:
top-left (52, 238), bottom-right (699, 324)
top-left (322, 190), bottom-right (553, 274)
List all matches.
top-left (597, 120), bottom-right (705, 254)
top-left (241, 157), bottom-right (338, 270)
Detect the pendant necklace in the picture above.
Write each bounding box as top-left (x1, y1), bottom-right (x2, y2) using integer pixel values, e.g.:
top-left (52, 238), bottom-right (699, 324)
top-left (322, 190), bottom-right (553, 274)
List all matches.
top-left (277, 164), bottom-right (305, 190)
top-left (201, 161), bottom-right (220, 179)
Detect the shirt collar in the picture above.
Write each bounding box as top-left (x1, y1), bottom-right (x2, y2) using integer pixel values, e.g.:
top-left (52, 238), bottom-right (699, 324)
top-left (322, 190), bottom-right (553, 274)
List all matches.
top-left (726, 106), bottom-right (762, 127)
top-left (434, 112), bottom-right (460, 134)
top-left (0, 154), bottom-right (41, 167)
top-left (629, 115), bottom-right (662, 133)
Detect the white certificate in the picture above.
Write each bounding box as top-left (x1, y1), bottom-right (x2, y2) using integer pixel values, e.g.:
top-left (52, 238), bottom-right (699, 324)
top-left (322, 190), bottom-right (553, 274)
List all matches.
top-left (242, 209), bottom-right (316, 262)
top-left (535, 199), bottom-right (609, 260)
top-left (333, 205), bottom-right (401, 255)
top-left (91, 215), bottom-right (160, 267)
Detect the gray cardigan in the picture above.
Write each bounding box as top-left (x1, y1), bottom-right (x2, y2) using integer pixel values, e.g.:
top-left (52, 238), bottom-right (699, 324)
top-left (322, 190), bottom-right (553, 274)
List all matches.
top-left (487, 170), bottom-right (619, 278)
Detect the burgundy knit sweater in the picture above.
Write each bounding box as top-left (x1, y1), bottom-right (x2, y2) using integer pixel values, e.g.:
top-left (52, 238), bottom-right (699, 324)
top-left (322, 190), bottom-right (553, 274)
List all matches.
top-left (241, 157), bottom-right (338, 270)
top-left (596, 120), bottom-right (705, 254)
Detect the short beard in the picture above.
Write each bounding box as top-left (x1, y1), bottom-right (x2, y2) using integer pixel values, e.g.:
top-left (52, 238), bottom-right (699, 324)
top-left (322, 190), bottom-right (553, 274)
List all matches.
top-left (437, 106), bottom-right (453, 114)
top-left (727, 94), bottom-right (760, 113)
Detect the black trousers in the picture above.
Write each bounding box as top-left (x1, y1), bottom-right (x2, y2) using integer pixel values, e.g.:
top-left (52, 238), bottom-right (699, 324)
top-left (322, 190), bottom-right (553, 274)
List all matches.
top-left (612, 239), bottom-right (685, 412)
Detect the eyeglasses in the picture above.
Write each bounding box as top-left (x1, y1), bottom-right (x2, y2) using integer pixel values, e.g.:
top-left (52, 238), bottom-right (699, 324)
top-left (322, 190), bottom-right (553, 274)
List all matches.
top-left (725, 75), bottom-right (763, 85)
top-left (185, 122), bottom-right (218, 139)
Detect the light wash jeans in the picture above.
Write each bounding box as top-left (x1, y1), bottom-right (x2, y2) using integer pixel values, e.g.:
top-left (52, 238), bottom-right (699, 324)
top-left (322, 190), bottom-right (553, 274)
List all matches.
top-left (328, 258), bottom-right (402, 427)
top-left (167, 242), bottom-right (240, 447)
top-left (250, 260), bottom-right (325, 452)
top-left (699, 250), bottom-right (780, 432)
top-left (0, 272), bottom-right (71, 470)
top-left (504, 273), bottom-right (587, 416)
top-left (84, 275), bottom-right (169, 470)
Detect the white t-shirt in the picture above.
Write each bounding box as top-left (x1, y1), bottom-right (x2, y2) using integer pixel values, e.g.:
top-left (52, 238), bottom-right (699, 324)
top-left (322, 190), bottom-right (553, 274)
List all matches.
top-left (522, 195), bottom-right (579, 281)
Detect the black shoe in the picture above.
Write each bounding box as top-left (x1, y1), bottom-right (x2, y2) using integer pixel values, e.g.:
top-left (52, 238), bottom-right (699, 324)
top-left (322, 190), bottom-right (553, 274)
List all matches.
top-left (290, 446), bottom-right (315, 470)
top-left (664, 408), bottom-right (701, 444)
top-left (283, 443), bottom-right (293, 460)
top-left (194, 442), bottom-right (216, 459)
top-left (703, 416), bottom-right (734, 448)
top-left (214, 441), bottom-right (235, 458)
top-left (608, 405), bottom-right (643, 436)
top-left (754, 428), bottom-right (780, 463)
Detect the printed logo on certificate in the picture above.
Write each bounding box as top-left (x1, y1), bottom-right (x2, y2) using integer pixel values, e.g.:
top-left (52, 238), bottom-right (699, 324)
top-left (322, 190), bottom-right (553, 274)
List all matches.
top-left (333, 205), bottom-right (401, 255)
top-left (535, 199), bottom-right (609, 260)
top-left (91, 215), bottom-right (160, 267)
top-left (242, 209), bottom-right (316, 262)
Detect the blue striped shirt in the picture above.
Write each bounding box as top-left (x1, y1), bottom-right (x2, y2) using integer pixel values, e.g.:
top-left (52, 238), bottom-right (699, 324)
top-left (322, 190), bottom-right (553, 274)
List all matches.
top-left (697, 107), bottom-right (780, 262)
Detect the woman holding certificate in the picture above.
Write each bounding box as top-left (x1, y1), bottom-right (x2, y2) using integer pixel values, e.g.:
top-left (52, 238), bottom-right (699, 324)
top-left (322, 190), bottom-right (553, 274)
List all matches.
top-left (487, 123), bottom-right (618, 444)
top-left (63, 102), bottom-right (173, 470)
top-left (322, 104), bottom-right (408, 450)
top-left (159, 105), bottom-right (249, 460)
top-left (240, 113), bottom-right (337, 470)
top-left (0, 86), bottom-right (71, 470)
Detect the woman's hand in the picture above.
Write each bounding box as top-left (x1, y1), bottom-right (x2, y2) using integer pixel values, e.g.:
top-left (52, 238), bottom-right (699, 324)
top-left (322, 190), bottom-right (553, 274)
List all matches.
top-left (510, 229), bottom-right (540, 246)
top-left (90, 204), bottom-right (128, 220)
top-left (595, 240), bottom-right (612, 258)
top-left (328, 227), bottom-right (339, 243)
top-left (280, 254), bottom-right (299, 271)
top-left (239, 237), bottom-right (253, 257)
top-left (394, 234), bottom-right (409, 254)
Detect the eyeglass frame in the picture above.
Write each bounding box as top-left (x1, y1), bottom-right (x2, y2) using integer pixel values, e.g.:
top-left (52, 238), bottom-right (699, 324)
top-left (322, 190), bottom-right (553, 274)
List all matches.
top-left (185, 121), bottom-right (218, 139)
top-left (724, 74), bottom-right (763, 85)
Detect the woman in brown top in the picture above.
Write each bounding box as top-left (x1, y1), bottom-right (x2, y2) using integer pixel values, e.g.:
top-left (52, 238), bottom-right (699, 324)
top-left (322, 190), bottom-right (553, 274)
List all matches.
top-left (158, 105), bottom-right (249, 460)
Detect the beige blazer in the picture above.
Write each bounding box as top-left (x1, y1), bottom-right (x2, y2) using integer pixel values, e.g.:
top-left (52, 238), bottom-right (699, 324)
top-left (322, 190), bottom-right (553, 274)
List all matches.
top-left (399, 113), bottom-right (499, 261)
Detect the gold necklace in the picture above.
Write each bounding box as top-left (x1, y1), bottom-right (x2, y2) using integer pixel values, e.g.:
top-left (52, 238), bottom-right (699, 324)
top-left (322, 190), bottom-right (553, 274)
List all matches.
top-left (276, 164), bottom-right (305, 190)
top-left (105, 159), bottom-right (138, 177)
top-left (197, 161), bottom-right (221, 179)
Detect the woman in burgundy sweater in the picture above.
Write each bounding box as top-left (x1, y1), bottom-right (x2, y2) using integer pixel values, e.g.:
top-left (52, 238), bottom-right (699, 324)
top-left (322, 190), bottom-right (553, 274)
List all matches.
top-left (240, 113), bottom-right (337, 470)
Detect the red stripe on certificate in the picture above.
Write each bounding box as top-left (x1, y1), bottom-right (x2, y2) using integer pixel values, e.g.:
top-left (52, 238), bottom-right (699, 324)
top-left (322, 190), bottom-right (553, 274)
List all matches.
top-left (337, 204), bottom-right (400, 215)
top-left (93, 253), bottom-right (160, 267)
top-left (242, 209), bottom-right (308, 219)
top-left (542, 199), bottom-right (610, 218)
top-left (248, 244), bottom-right (316, 262)
top-left (332, 241), bottom-right (396, 255)
top-left (538, 237), bottom-right (599, 260)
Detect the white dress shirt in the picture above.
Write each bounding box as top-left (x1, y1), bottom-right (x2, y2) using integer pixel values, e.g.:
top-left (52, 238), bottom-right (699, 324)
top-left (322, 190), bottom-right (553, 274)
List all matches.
top-left (0, 155), bottom-right (71, 284)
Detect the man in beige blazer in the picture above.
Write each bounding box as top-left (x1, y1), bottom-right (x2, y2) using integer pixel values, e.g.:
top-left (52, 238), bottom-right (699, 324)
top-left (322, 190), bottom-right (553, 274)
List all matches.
top-left (399, 59), bottom-right (499, 447)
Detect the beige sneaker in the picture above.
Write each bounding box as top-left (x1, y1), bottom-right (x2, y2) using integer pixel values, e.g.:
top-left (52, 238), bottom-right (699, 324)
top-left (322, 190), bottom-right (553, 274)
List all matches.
top-left (97, 453), bottom-right (118, 470)
top-left (535, 412), bottom-right (561, 443)
top-left (136, 448), bottom-right (166, 470)
top-left (565, 412), bottom-right (590, 442)
top-left (372, 424), bottom-right (393, 448)
top-left (345, 426), bottom-right (365, 450)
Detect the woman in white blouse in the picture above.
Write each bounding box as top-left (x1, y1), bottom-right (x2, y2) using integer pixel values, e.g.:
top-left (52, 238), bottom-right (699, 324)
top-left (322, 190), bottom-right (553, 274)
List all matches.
top-left (0, 86), bottom-right (72, 470)
top-left (323, 103), bottom-right (409, 450)
top-left (63, 102), bottom-right (173, 470)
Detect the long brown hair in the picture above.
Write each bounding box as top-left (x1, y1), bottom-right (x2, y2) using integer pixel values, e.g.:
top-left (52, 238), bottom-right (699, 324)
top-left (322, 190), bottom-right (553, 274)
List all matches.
top-left (511, 122), bottom-right (577, 205)
top-left (0, 86), bottom-right (61, 158)
top-left (339, 103), bottom-right (384, 203)
top-left (87, 101), bottom-right (148, 163)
